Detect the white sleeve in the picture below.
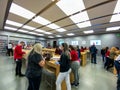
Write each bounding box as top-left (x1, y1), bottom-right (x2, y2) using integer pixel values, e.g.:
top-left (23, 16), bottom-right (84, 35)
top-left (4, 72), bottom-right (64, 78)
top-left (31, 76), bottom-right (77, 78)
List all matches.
top-left (115, 55), bottom-right (120, 61)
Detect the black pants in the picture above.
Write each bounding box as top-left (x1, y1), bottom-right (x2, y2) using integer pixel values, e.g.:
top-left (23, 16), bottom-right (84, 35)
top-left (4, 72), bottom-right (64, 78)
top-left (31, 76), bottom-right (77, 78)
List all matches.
top-left (117, 72), bottom-right (120, 90)
top-left (91, 53), bottom-right (96, 64)
top-left (16, 60), bottom-right (22, 75)
top-left (27, 76), bottom-right (42, 90)
top-left (106, 58), bottom-right (114, 70)
top-left (104, 57), bottom-right (109, 69)
top-left (101, 55), bottom-right (105, 62)
top-left (8, 49), bottom-right (13, 56)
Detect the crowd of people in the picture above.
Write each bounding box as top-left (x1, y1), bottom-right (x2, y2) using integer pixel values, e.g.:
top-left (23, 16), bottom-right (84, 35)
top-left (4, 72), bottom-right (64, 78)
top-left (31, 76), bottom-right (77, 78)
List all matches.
top-left (6, 41), bottom-right (120, 90)
top-left (100, 46), bottom-right (120, 90)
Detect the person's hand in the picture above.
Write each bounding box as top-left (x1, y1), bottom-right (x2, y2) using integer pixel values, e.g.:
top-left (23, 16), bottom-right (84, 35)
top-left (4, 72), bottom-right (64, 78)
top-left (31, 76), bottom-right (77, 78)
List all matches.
top-left (55, 61), bottom-right (59, 65)
top-left (39, 60), bottom-right (45, 67)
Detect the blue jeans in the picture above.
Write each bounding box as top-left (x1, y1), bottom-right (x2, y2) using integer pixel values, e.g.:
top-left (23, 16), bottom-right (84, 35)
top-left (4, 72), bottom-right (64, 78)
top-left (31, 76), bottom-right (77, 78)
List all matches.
top-left (27, 76), bottom-right (42, 90)
top-left (114, 61), bottom-right (120, 75)
top-left (117, 73), bottom-right (120, 90)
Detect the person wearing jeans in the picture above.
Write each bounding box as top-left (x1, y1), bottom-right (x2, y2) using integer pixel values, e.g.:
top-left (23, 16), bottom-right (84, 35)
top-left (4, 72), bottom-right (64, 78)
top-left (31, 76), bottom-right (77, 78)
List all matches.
top-left (69, 45), bottom-right (80, 86)
top-left (56, 43), bottom-right (71, 90)
top-left (56, 69), bottom-right (71, 90)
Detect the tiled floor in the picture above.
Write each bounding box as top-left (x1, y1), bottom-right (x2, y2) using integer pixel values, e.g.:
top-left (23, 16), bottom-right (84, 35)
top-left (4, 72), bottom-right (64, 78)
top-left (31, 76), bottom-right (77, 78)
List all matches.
top-left (0, 55), bottom-right (117, 90)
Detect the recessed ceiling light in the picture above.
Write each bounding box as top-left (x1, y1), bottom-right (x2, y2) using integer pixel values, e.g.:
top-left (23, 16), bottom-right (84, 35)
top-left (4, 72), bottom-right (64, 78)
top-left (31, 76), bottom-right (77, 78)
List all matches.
top-left (6, 20), bottom-right (22, 27)
top-left (4, 26), bottom-right (17, 31)
top-left (28, 32), bottom-right (37, 35)
top-left (106, 26), bottom-right (120, 31)
top-left (56, 28), bottom-right (66, 32)
top-left (56, 35), bottom-right (62, 37)
top-left (23, 25), bottom-right (35, 30)
top-left (67, 33), bottom-right (74, 36)
top-left (48, 36), bottom-right (54, 38)
top-left (10, 3), bottom-right (35, 19)
top-left (32, 16), bottom-right (49, 25)
top-left (44, 32), bottom-right (52, 35)
top-left (110, 0), bottom-right (120, 22)
top-left (18, 29), bottom-right (28, 33)
top-left (10, 3), bottom-right (67, 32)
top-left (83, 30), bottom-right (94, 34)
top-left (35, 29), bottom-right (46, 33)
top-left (36, 34), bottom-right (44, 36)
top-left (57, 0), bottom-right (91, 28)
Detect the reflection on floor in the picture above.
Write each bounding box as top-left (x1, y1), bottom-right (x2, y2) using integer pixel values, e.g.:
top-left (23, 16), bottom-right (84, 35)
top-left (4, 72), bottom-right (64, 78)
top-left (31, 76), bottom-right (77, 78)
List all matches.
top-left (0, 56), bottom-right (117, 90)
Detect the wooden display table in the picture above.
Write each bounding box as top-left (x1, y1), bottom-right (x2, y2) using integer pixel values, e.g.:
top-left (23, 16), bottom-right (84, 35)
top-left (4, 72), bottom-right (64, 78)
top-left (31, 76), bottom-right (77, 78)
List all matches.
top-left (81, 52), bottom-right (87, 66)
top-left (42, 48), bottom-right (55, 55)
top-left (113, 67), bottom-right (117, 75)
top-left (45, 58), bottom-right (74, 90)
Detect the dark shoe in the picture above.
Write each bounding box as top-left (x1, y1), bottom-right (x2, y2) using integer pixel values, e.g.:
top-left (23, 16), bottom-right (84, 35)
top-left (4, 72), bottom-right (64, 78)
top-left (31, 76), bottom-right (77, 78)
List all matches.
top-left (19, 74), bottom-right (25, 77)
top-left (77, 82), bottom-right (79, 85)
top-left (15, 73), bottom-right (18, 76)
top-left (71, 82), bottom-right (75, 86)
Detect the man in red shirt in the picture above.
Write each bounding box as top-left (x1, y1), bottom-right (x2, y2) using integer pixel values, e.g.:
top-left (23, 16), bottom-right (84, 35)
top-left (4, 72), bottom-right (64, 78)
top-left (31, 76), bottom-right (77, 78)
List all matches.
top-left (14, 41), bottom-right (25, 77)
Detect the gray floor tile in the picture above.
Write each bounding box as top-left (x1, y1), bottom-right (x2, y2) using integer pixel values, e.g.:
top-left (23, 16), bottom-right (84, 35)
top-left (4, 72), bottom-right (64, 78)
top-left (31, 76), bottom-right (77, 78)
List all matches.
top-left (0, 56), bottom-right (117, 90)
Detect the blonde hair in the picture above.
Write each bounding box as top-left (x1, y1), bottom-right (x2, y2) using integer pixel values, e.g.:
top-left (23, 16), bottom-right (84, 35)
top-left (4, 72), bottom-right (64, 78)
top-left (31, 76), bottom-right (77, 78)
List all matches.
top-left (116, 50), bottom-right (120, 56)
top-left (32, 43), bottom-right (43, 54)
top-left (110, 47), bottom-right (117, 52)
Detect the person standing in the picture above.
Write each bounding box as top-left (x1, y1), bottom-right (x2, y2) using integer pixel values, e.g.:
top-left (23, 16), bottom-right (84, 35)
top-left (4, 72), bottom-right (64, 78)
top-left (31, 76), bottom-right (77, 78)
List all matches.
top-left (26, 43), bottom-right (45, 90)
top-left (76, 45), bottom-right (81, 59)
top-left (90, 45), bottom-right (97, 64)
top-left (8, 42), bottom-right (13, 56)
top-left (69, 45), bottom-right (80, 86)
top-left (14, 41), bottom-right (25, 77)
top-left (101, 47), bottom-right (105, 62)
top-left (56, 43), bottom-right (71, 90)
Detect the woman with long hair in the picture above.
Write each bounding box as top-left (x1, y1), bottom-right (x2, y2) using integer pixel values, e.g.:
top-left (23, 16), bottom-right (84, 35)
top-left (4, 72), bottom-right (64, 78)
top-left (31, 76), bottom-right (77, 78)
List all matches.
top-left (56, 43), bottom-right (71, 90)
top-left (69, 45), bottom-right (80, 86)
top-left (26, 43), bottom-right (45, 90)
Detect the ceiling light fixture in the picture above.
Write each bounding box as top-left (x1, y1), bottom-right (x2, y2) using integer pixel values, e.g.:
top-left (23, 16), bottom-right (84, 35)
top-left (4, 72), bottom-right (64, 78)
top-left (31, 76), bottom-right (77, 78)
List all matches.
top-left (106, 26), bottom-right (120, 31)
top-left (83, 30), bottom-right (94, 34)
top-left (110, 0), bottom-right (120, 22)
top-left (56, 35), bottom-right (62, 37)
top-left (67, 33), bottom-right (75, 36)
top-left (4, 26), bottom-right (17, 31)
top-left (57, 0), bottom-right (91, 28)
top-left (6, 20), bottom-right (23, 27)
top-left (10, 3), bottom-right (66, 32)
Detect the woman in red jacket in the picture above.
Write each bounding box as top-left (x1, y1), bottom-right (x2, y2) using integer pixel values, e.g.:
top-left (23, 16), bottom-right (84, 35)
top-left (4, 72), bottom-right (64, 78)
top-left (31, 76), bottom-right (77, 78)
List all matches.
top-left (14, 41), bottom-right (25, 77)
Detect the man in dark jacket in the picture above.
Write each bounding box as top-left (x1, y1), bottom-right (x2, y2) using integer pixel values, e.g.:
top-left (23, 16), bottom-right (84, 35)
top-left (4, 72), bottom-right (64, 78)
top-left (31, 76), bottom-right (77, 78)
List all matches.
top-left (90, 45), bottom-right (97, 64)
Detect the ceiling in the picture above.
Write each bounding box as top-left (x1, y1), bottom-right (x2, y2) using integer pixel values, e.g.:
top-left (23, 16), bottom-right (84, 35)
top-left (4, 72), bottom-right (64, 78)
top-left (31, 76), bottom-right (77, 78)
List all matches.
top-left (0, 0), bottom-right (120, 39)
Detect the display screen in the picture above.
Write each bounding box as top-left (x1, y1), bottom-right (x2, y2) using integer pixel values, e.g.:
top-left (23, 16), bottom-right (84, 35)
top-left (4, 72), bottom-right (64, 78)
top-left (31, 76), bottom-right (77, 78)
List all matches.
top-left (71, 41), bottom-right (78, 45)
top-left (90, 40), bottom-right (101, 45)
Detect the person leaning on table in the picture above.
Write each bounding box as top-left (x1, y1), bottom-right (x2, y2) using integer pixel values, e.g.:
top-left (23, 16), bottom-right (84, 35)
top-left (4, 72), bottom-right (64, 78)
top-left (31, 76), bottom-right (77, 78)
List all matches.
top-left (56, 43), bottom-right (71, 90)
top-left (25, 43), bottom-right (45, 90)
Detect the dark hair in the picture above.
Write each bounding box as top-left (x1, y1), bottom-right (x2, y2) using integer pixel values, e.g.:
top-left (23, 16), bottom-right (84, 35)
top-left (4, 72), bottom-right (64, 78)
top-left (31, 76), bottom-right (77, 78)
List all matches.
top-left (69, 45), bottom-right (75, 50)
top-left (62, 43), bottom-right (69, 52)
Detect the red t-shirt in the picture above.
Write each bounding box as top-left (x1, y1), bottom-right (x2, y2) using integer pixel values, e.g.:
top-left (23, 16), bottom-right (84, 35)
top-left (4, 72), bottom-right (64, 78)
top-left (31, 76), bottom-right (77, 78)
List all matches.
top-left (70, 50), bottom-right (79, 61)
top-left (105, 50), bottom-right (110, 57)
top-left (14, 45), bottom-right (25, 60)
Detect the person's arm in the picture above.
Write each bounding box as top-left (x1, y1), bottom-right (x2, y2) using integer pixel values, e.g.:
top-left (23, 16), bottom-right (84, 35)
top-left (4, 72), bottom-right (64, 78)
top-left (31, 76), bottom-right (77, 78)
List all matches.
top-left (17, 46), bottom-right (25, 55)
top-left (38, 60), bottom-right (45, 67)
top-left (33, 54), bottom-right (45, 67)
